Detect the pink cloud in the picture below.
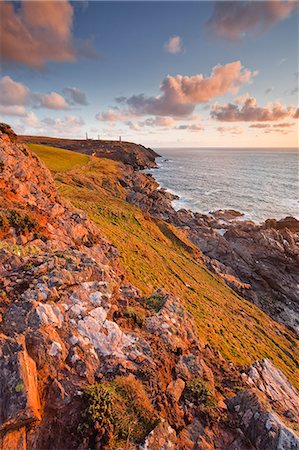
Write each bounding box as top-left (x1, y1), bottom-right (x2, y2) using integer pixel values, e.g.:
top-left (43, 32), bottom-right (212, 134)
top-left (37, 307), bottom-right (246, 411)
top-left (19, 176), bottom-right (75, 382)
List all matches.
top-left (139, 117), bottom-right (178, 127)
top-left (0, 76), bottom-right (88, 113)
top-left (0, 1), bottom-right (97, 68)
top-left (0, 76), bottom-right (29, 106)
top-left (249, 122), bottom-right (296, 134)
top-left (164, 36), bottom-right (183, 54)
top-left (206, 0), bottom-right (298, 40)
top-left (217, 126), bottom-right (243, 134)
top-left (34, 92), bottom-right (69, 110)
top-left (95, 109), bottom-right (134, 123)
top-left (211, 96), bottom-right (295, 122)
top-left (122, 61), bottom-right (256, 117)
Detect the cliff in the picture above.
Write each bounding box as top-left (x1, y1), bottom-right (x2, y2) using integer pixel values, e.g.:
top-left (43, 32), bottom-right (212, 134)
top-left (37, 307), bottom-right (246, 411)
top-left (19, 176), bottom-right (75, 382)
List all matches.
top-left (18, 135), bottom-right (159, 170)
top-left (0, 125), bottom-right (298, 450)
top-left (124, 170), bottom-right (299, 335)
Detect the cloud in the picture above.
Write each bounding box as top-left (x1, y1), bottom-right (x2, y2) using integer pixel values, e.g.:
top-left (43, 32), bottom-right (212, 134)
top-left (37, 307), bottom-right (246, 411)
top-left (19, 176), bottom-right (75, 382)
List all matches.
top-left (206, 0), bottom-right (298, 40)
top-left (0, 0), bottom-right (97, 69)
top-left (0, 76), bottom-right (29, 106)
top-left (33, 92), bottom-right (69, 110)
top-left (139, 117), bottom-right (177, 128)
top-left (0, 76), bottom-right (87, 113)
top-left (217, 126), bottom-right (243, 134)
top-left (176, 124), bottom-right (204, 132)
top-left (95, 109), bottom-right (133, 123)
top-left (211, 96), bottom-right (295, 122)
top-left (41, 115), bottom-right (85, 131)
top-left (121, 61), bottom-right (256, 117)
top-left (0, 105), bottom-right (27, 116)
top-left (24, 112), bottom-right (39, 128)
top-left (63, 87), bottom-right (88, 105)
top-left (249, 122), bottom-right (296, 134)
top-left (294, 108), bottom-right (299, 119)
top-left (164, 36), bottom-right (183, 54)
top-left (272, 122), bottom-right (296, 128)
top-left (249, 123), bottom-right (269, 129)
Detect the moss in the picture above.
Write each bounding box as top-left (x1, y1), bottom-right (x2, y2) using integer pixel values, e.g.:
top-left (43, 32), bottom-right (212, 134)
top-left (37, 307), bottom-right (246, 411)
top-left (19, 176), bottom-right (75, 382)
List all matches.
top-left (145, 294), bottom-right (165, 313)
top-left (123, 306), bottom-right (146, 327)
top-left (0, 241), bottom-right (40, 256)
top-left (8, 210), bottom-right (37, 233)
top-left (15, 382), bottom-right (24, 393)
top-left (185, 378), bottom-right (218, 409)
top-left (80, 376), bottom-right (159, 447)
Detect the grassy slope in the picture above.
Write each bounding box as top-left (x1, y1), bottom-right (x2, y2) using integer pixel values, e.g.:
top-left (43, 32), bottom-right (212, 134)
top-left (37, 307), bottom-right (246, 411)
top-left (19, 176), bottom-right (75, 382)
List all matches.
top-left (30, 144), bottom-right (299, 388)
top-left (28, 144), bottom-right (89, 172)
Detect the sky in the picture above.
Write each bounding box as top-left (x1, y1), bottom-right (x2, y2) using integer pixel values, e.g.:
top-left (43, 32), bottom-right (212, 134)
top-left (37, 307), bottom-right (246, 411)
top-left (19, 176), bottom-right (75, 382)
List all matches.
top-left (0, 0), bottom-right (298, 148)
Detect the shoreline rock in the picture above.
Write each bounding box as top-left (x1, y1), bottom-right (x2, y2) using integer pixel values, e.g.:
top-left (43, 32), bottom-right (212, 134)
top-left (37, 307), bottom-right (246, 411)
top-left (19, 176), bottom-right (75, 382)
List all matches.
top-left (124, 161), bottom-right (299, 335)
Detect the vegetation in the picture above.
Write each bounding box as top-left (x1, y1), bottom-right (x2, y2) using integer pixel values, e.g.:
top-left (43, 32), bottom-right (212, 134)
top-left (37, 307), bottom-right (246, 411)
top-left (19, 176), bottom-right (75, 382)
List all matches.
top-left (8, 209), bottom-right (37, 233)
top-left (145, 294), bottom-right (165, 313)
top-left (28, 143), bottom-right (89, 172)
top-left (80, 376), bottom-right (159, 447)
top-left (123, 306), bottom-right (146, 327)
top-left (33, 144), bottom-right (299, 389)
top-left (185, 378), bottom-right (217, 408)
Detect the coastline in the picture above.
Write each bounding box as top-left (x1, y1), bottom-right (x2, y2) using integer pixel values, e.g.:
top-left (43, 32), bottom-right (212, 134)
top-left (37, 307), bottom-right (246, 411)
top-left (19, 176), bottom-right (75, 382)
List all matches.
top-left (148, 150), bottom-right (299, 223)
top-left (125, 151), bottom-right (299, 335)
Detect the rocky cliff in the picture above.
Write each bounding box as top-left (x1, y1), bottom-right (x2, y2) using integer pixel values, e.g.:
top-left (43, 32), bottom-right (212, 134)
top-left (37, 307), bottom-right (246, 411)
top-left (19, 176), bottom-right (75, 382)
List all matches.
top-left (124, 170), bottom-right (299, 335)
top-left (0, 126), bottom-right (298, 450)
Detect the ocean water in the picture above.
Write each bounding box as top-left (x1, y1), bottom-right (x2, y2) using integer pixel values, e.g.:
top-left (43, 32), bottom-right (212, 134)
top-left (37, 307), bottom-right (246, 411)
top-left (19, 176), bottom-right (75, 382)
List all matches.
top-left (150, 148), bottom-right (299, 223)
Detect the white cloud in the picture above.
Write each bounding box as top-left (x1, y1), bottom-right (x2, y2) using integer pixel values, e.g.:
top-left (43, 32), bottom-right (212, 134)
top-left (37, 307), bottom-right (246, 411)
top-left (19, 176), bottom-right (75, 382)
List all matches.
top-left (164, 35), bottom-right (183, 54)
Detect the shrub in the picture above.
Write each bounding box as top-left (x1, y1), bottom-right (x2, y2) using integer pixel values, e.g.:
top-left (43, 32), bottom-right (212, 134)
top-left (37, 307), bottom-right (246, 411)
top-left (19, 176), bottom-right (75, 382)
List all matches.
top-left (80, 375), bottom-right (159, 447)
top-left (8, 210), bottom-right (37, 233)
top-left (185, 378), bottom-right (217, 409)
top-left (145, 294), bottom-right (165, 313)
top-left (0, 213), bottom-right (9, 230)
top-left (123, 306), bottom-right (146, 327)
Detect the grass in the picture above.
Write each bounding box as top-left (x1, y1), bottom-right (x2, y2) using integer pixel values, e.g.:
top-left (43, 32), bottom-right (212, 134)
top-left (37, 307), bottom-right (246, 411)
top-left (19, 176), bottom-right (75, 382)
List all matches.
top-left (28, 143), bottom-right (89, 172)
top-left (32, 144), bottom-right (299, 389)
top-left (80, 376), bottom-right (158, 447)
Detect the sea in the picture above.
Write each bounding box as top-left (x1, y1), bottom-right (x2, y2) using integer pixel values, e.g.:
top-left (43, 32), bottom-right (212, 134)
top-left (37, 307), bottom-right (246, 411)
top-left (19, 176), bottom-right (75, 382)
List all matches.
top-left (149, 148), bottom-right (299, 223)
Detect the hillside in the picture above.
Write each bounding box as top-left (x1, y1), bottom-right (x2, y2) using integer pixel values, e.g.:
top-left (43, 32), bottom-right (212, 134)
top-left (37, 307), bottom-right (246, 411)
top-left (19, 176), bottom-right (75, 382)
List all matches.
top-left (29, 143), bottom-right (299, 384)
top-left (19, 135), bottom-right (159, 170)
top-left (0, 127), bottom-right (298, 450)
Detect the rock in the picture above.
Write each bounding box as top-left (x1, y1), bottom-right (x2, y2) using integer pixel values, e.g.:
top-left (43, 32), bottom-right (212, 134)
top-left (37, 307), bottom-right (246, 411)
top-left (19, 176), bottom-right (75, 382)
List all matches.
top-left (0, 337), bottom-right (41, 434)
top-left (141, 420), bottom-right (177, 449)
top-left (0, 427), bottom-right (27, 450)
top-left (229, 359), bottom-right (299, 450)
top-left (247, 359), bottom-right (299, 421)
top-left (210, 209), bottom-right (244, 221)
top-left (229, 390), bottom-right (299, 450)
top-left (167, 378), bottom-right (185, 402)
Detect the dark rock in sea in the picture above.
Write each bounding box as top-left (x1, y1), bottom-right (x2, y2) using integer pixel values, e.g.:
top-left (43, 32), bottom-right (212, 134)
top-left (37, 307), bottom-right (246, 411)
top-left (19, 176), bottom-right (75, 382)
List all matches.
top-left (210, 209), bottom-right (245, 221)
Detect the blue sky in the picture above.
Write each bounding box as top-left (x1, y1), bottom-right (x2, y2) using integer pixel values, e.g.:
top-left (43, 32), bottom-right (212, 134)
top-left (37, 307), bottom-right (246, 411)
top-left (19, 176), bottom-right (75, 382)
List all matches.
top-left (1, 1), bottom-right (298, 147)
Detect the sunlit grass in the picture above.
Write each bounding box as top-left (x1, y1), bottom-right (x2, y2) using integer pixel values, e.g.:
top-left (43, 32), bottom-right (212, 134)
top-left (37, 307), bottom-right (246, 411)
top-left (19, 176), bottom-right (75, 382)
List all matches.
top-left (29, 143), bottom-right (89, 172)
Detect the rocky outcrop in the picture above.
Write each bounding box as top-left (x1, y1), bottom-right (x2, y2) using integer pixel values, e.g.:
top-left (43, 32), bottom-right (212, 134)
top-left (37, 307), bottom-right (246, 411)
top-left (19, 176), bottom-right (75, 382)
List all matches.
top-left (229, 359), bottom-right (299, 450)
top-left (124, 169), bottom-right (299, 334)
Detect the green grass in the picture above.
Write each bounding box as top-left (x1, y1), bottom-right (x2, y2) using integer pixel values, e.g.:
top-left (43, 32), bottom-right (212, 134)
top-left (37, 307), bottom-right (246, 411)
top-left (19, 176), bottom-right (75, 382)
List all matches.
top-left (33, 144), bottom-right (299, 389)
top-left (28, 143), bottom-right (89, 172)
